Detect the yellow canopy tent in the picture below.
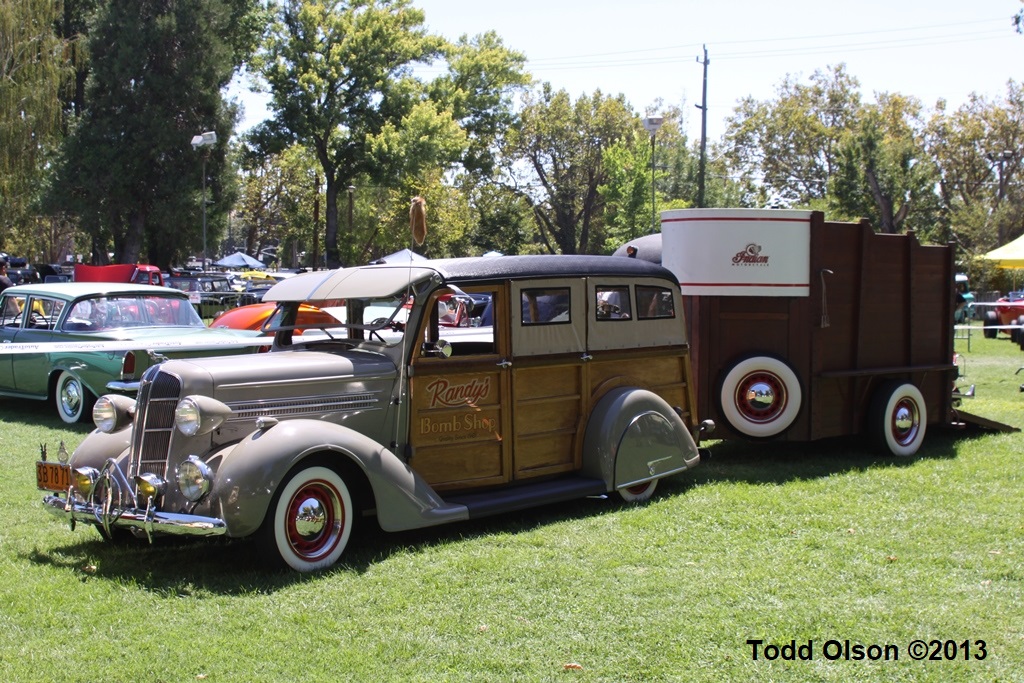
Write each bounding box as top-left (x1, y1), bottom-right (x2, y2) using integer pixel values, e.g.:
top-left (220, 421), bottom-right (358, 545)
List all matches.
top-left (983, 233), bottom-right (1024, 269)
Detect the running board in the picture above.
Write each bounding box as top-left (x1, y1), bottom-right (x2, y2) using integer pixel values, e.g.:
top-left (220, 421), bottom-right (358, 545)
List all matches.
top-left (443, 476), bottom-right (608, 519)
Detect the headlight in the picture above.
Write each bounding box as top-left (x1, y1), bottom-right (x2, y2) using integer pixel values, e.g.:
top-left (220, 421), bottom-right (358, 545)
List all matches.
top-left (177, 456), bottom-right (212, 502)
top-left (174, 395), bottom-right (231, 436)
top-left (93, 395), bottom-right (136, 433)
top-left (174, 398), bottom-right (202, 436)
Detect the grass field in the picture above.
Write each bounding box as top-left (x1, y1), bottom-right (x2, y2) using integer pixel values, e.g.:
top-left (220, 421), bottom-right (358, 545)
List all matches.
top-left (1, 323), bottom-right (1022, 682)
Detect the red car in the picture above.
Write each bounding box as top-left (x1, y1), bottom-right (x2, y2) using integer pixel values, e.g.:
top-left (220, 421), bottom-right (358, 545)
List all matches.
top-left (982, 291), bottom-right (1024, 347)
top-left (211, 302), bottom-right (336, 334)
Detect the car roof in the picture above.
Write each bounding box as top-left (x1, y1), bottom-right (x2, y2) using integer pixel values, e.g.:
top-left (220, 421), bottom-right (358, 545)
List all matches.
top-left (3, 282), bottom-right (186, 299)
top-left (265, 255), bottom-right (679, 303)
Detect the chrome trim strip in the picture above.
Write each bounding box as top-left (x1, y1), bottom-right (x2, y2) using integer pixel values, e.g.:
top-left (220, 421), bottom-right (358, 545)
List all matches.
top-left (225, 392), bottom-right (380, 421)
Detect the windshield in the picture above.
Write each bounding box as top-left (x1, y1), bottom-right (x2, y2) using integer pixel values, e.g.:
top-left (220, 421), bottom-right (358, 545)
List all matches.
top-left (267, 294), bottom-right (411, 346)
top-left (63, 294), bottom-right (205, 331)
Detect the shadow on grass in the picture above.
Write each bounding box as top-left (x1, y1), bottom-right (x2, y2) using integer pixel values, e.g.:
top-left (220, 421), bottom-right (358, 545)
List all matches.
top-left (0, 397), bottom-right (94, 434)
top-left (19, 425), bottom-right (996, 593)
top-left (22, 492), bottom-right (621, 595)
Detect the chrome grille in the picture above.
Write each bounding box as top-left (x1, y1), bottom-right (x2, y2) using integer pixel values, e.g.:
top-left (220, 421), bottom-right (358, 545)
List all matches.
top-left (129, 368), bottom-right (181, 479)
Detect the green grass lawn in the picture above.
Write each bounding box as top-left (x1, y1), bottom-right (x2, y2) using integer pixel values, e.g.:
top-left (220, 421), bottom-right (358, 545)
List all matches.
top-left (1, 323), bottom-right (1022, 682)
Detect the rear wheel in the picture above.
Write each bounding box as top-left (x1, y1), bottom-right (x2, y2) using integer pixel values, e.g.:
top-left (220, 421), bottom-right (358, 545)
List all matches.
top-left (618, 479), bottom-right (657, 503)
top-left (868, 380), bottom-right (927, 457)
top-left (261, 465), bottom-right (353, 572)
top-left (55, 371), bottom-right (94, 424)
top-left (718, 355), bottom-right (802, 438)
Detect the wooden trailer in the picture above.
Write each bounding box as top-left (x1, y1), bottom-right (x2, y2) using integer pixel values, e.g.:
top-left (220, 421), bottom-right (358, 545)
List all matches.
top-left (657, 208), bottom-right (959, 456)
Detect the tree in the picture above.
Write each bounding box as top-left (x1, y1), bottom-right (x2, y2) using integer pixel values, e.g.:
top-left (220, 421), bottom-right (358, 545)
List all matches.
top-left (48, 0), bottom-right (260, 267)
top-left (0, 0), bottom-right (68, 242)
top-left (926, 82), bottom-right (1024, 259)
top-left (828, 93), bottom-right (941, 235)
top-left (255, 0), bottom-right (440, 267)
top-left (505, 85), bottom-right (637, 254)
top-left (724, 64), bottom-right (861, 207)
top-left (254, 1), bottom-right (529, 266)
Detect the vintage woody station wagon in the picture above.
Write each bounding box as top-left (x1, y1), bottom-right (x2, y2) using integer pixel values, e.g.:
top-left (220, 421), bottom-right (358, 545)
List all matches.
top-left (39, 255), bottom-right (704, 571)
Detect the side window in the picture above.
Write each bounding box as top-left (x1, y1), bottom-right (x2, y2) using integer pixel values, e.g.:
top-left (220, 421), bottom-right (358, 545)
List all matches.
top-left (1, 295), bottom-right (27, 327)
top-left (425, 288), bottom-right (499, 357)
top-left (521, 288), bottom-right (571, 325)
top-left (27, 297), bottom-right (64, 328)
top-left (595, 285), bottom-right (632, 320)
top-left (636, 285), bottom-right (676, 320)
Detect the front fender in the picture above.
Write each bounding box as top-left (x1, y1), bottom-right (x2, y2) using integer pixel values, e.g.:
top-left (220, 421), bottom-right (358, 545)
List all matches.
top-left (69, 427), bottom-right (132, 471)
top-left (211, 419), bottom-right (467, 538)
top-left (581, 388), bottom-right (700, 491)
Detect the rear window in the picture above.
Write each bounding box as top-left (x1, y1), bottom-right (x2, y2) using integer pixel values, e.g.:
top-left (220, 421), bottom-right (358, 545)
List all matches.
top-left (636, 286), bottom-right (676, 320)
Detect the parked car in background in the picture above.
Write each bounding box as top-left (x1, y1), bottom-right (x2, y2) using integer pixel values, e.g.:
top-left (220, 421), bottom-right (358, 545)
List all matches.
top-left (4, 256), bottom-right (39, 284)
top-left (41, 255), bottom-right (704, 571)
top-left (74, 263), bottom-right (164, 287)
top-left (982, 291), bottom-right (1024, 346)
top-left (211, 302), bottom-right (338, 334)
top-left (1, 282), bottom-right (260, 423)
top-left (165, 273), bottom-right (240, 318)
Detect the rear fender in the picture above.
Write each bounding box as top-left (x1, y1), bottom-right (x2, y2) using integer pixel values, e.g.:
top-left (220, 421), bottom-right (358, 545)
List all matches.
top-left (211, 419), bottom-right (465, 538)
top-left (581, 387), bottom-right (700, 491)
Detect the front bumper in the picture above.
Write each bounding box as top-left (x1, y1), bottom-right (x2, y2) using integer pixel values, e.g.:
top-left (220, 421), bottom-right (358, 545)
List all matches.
top-left (43, 494), bottom-right (227, 541)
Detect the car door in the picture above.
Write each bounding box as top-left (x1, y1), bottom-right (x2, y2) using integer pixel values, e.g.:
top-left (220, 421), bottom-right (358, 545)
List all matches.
top-left (508, 278), bottom-right (588, 480)
top-left (9, 295), bottom-right (63, 397)
top-left (0, 293), bottom-right (28, 390)
top-left (407, 285), bottom-right (511, 492)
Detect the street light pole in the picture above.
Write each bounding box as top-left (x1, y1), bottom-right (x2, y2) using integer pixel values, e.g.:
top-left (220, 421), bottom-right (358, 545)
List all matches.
top-left (642, 116), bottom-right (664, 233)
top-left (190, 131), bottom-right (217, 270)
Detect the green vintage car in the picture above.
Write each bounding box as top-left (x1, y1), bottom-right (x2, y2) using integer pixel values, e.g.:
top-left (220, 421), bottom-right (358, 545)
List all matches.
top-left (0, 282), bottom-right (260, 423)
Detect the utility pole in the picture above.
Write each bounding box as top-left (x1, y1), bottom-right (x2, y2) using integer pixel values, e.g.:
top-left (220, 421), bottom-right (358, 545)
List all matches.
top-left (696, 45), bottom-right (709, 208)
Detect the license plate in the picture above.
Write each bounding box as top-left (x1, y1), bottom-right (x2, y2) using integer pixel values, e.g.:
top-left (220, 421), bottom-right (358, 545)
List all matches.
top-left (36, 461), bottom-right (71, 492)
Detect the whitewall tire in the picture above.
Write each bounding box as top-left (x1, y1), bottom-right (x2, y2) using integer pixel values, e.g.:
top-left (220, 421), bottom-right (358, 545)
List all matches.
top-left (55, 371), bottom-right (94, 424)
top-left (264, 465), bottom-right (353, 572)
top-left (718, 355), bottom-right (802, 438)
top-left (868, 380), bottom-right (927, 457)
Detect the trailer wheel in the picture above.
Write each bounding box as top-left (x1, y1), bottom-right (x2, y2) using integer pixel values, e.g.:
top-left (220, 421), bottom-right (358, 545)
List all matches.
top-left (983, 311), bottom-right (999, 339)
top-left (868, 381), bottom-right (927, 457)
top-left (718, 355), bottom-right (802, 438)
top-left (1011, 316), bottom-right (1022, 344)
top-left (1017, 316), bottom-right (1024, 350)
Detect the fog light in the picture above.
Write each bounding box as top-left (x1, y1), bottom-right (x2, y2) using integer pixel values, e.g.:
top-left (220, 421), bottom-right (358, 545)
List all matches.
top-left (72, 467), bottom-right (99, 497)
top-left (135, 473), bottom-right (166, 502)
top-left (177, 456), bottom-right (212, 502)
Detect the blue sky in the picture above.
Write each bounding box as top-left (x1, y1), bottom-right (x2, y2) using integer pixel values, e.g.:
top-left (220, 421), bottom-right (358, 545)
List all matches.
top-left (233, 0), bottom-right (1024, 143)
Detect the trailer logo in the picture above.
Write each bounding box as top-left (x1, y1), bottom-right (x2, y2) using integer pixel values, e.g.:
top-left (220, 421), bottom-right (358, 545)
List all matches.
top-left (424, 377), bottom-right (491, 408)
top-left (733, 243), bottom-right (770, 266)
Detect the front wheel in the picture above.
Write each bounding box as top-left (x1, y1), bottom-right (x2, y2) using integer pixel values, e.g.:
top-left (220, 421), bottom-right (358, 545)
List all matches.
top-left (261, 465), bottom-right (353, 572)
top-left (867, 380), bottom-right (927, 457)
top-left (983, 311), bottom-right (999, 339)
top-left (55, 371), bottom-right (95, 424)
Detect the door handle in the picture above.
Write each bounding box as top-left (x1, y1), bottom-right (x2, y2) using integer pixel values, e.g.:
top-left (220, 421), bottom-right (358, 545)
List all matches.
top-left (580, 353), bottom-right (592, 362)
top-left (496, 359), bottom-right (512, 369)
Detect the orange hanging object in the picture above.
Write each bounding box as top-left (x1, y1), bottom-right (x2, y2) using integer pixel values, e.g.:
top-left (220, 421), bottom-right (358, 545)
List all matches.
top-left (410, 196), bottom-right (427, 246)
